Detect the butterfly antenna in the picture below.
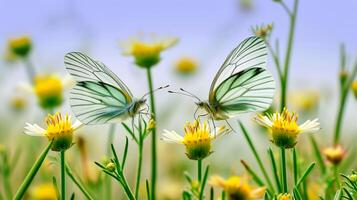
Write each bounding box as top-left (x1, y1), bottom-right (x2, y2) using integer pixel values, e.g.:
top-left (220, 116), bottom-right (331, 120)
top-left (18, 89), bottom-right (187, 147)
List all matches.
top-left (168, 90), bottom-right (201, 101)
top-left (179, 88), bottom-right (202, 101)
top-left (141, 85), bottom-right (170, 99)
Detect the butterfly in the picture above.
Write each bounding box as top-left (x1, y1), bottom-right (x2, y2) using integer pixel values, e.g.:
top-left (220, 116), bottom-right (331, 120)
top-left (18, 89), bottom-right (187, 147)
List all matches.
top-left (64, 52), bottom-right (156, 125)
top-left (171, 36), bottom-right (276, 121)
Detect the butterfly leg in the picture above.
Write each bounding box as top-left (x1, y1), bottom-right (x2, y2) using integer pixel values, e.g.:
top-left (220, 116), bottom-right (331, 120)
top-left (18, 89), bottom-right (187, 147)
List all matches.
top-left (224, 119), bottom-right (235, 133)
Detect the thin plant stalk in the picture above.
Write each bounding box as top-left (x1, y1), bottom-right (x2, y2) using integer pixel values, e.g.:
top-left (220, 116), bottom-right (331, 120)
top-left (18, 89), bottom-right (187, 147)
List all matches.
top-left (22, 57), bottom-right (36, 83)
top-left (198, 159), bottom-right (202, 182)
top-left (13, 141), bottom-right (53, 200)
top-left (61, 150), bottom-right (66, 200)
top-left (146, 68), bottom-right (157, 200)
top-left (65, 164), bottom-right (95, 200)
top-left (280, 148), bottom-right (288, 193)
top-left (135, 141), bottom-right (143, 199)
top-left (279, 0), bottom-right (298, 110)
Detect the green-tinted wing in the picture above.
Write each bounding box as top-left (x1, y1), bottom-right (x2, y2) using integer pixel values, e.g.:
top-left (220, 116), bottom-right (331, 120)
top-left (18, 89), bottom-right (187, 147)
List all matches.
top-left (211, 67), bottom-right (275, 117)
top-left (209, 36), bottom-right (267, 97)
top-left (70, 81), bottom-right (131, 125)
top-left (64, 52), bottom-right (133, 97)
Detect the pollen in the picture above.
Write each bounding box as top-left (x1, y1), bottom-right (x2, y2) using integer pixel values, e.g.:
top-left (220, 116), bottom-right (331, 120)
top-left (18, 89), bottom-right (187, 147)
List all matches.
top-left (182, 121), bottom-right (212, 160)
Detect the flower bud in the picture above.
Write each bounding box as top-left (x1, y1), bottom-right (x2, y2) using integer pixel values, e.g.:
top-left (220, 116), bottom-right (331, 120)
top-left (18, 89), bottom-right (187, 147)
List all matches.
top-left (8, 36), bottom-right (32, 57)
top-left (351, 81), bottom-right (357, 99)
top-left (106, 162), bottom-right (116, 172)
top-left (323, 145), bottom-right (346, 165)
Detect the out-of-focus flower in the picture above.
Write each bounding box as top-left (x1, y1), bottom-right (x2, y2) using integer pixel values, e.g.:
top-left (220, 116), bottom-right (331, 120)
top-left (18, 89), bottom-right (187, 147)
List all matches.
top-left (77, 136), bottom-right (99, 183)
top-left (239, 0), bottom-right (253, 10)
top-left (19, 74), bottom-right (74, 109)
top-left (106, 162), bottom-right (116, 172)
top-left (147, 118), bottom-right (156, 132)
top-left (24, 112), bottom-right (82, 151)
top-left (157, 180), bottom-right (182, 200)
top-left (307, 182), bottom-right (322, 200)
top-left (351, 80), bottom-right (357, 99)
top-left (4, 48), bottom-right (18, 62)
top-left (339, 70), bottom-right (349, 86)
top-left (9, 95), bottom-right (27, 111)
top-left (289, 90), bottom-right (319, 113)
top-left (7, 35), bottom-right (32, 58)
top-left (121, 35), bottom-right (178, 68)
top-left (254, 108), bottom-right (320, 148)
top-left (209, 175), bottom-right (265, 200)
top-left (277, 193), bottom-right (292, 200)
top-left (349, 173), bottom-right (357, 182)
top-left (252, 24), bottom-right (273, 39)
top-left (30, 183), bottom-right (57, 200)
top-left (323, 145), bottom-right (346, 165)
top-left (161, 120), bottom-right (228, 160)
top-left (174, 57), bottom-right (198, 75)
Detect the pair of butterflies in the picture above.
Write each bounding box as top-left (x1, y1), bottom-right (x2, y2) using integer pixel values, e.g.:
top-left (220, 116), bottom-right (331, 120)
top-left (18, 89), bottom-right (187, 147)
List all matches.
top-left (65, 36), bottom-right (275, 125)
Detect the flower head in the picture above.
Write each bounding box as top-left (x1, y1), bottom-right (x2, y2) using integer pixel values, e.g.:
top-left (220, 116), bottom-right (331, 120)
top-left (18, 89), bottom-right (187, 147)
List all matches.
top-left (209, 175), bottom-right (265, 200)
top-left (352, 80), bottom-right (357, 99)
top-left (277, 193), bottom-right (292, 200)
top-left (9, 95), bottom-right (27, 111)
top-left (174, 57), bottom-right (198, 75)
top-left (254, 108), bottom-right (320, 148)
top-left (252, 24), bottom-right (273, 39)
top-left (7, 35), bottom-right (32, 57)
top-left (121, 35), bottom-right (178, 68)
top-left (290, 90), bottom-right (319, 113)
top-left (323, 145), bottom-right (346, 165)
top-left (25, 112), bottom-right (82, 151)
top-left (162, 120), bottom-right (228, 160)
top-left (30, 183), bottom-right (57, 200)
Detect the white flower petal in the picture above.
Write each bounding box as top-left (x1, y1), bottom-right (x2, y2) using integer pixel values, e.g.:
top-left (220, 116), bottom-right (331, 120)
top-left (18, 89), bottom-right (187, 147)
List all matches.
top-left (161, 130), bottom-right (184, 144)
top-left (254, 115), bottom-right (273, 128)
top-left (24, 123), bottom-right (46, 137)
top-left (299, 118), bottom-right (320, 133)
top-left (72, 120), bottom-right (83, 130)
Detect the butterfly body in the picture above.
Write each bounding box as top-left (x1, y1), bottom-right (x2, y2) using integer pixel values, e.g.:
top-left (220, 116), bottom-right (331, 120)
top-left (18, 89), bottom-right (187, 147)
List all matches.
top-left (196, 101), bottom-right (228, 120)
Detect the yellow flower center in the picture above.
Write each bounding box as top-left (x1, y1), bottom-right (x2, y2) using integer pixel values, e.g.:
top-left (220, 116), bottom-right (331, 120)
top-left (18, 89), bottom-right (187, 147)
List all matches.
top-left (130, 42), bottom-right (164, 57)
top-left (45, 113), bottom-right (74, 151)
top-left (30, 183), bottom-right (57, 200)
top-left (271, 109), bottom-right (299, 135)
top-left (8, 36), bottom-right (32, 57)
top-left (175, 57), bottom-right (198, 74)
top-left (34, 75), bottom-right (63, 109)
top-left (224, 177), bottom-right (252, 200)
top-left (277, 193), bottom-right (292, 200)
top-left (182, 121), bottom-right (212, 160)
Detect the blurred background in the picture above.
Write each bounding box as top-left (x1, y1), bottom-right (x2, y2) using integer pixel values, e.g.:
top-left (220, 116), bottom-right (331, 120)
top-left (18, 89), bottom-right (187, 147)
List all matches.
top-left (1, 0), bottom-right (357, 199)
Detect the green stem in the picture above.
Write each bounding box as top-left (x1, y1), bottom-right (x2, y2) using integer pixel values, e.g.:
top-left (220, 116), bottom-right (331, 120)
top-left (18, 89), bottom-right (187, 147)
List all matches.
top-left (279, 0), bottom-right (298, 111)
top-left (61, 150), bottom-right (66, 200)
top-left (119, 173), bottom-right (136, 200)
top-left (334, 165), bottom-right (340, 187)
top-left (281, 148), bottom-right (288, 193)
top-left (65, 164), bottom-right (95, 200)
top-left (239, 121), bottom-right (275, 193)
top-left (135, 142), bottom-right (143, 199)
top-left (146, 68), bottom-right (157, 200)
top-left (13, 141), bottom-right (53, 200)
top-left (105, 124), bottom-right (116, 200)
top-left (198, 159), bottom-right (202, 182)
top-left (1, 152), bottom-right (12, 200)
top-left (22, 57), bottom-right (36, 83)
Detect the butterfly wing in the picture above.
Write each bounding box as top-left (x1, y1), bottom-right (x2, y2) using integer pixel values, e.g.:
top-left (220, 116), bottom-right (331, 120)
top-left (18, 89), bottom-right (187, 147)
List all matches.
top-left (65, 52), bottom-right (133, 124)
top-left (211, 67), bottom-right (275, 118)
top-left (208, 36), bottom-right (275, 118)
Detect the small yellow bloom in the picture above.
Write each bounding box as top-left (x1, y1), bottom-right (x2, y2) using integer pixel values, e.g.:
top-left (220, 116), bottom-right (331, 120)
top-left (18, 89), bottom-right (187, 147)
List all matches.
top-left (121, 35), bottom-right (178, 68)
top-left (277, 193), bottom-right (292, 200)
top-left (209, 175), bottom-right (265, 200)
top-left (9, 96), bottom-right (27, 111)
top-left (253, 24), bottom-right (273, 39)
top-left (339, 70), bottom-right (349, 85)
top-left (7, 35), bottom-right (32, 57)
top-left (24, 112), bottom-right (82, 151)
top-left (174, 57), bottom-right (198, 75)
top-left (162, 120), bottom-right (228, 160)
top-left (290, 90), bottom-right (319, 112)
top-left (30, 183), bottom-right (57, 200)
top-left (147, 118), bottom-right (156, 132)
top-left (349, 174), bottom-right (357, 182)
top-left (323, 145), bottom-right (346, 165)
top-left (254, 108), bottom-right (320, 148)
top-left (106, 162), bottom-right (116, 172)
top-left (351, 81), bottom-right (357, 99)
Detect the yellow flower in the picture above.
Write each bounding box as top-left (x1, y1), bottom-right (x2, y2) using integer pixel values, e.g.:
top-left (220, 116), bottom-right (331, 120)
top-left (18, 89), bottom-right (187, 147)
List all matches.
top-left (323, 145), bottom-right (346, 165)
top-left (30, 183), bottom-right (57, 200)
top-left (352, 81), bottom-right (357, 99)
top-left (174, 57), bottom-right (198, 75)
top-left (19, 74), bottom-right (74, 109)
top-left (7, 35), bottom-right (32, 57)
top-left (161, 120), bottom-right (228, 160)
top-left (209, 175), bottom-right (266, 200)
top-left (121, 35), bottom-right (178, 68)
top-left (9, 95), bottom-right (27, 111)
top-left (277, 193), bottom-right (292, 200)
top-left (254, 108), bottom-right (320, 148)
top-left (24, 112), bottom-right (82, 151)
top-left (147, 118), bottom-right (156, 132)
top-left (253, 24), bottom-right (273, 39)
top-left (349, 174), bottom-right (357, 182)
